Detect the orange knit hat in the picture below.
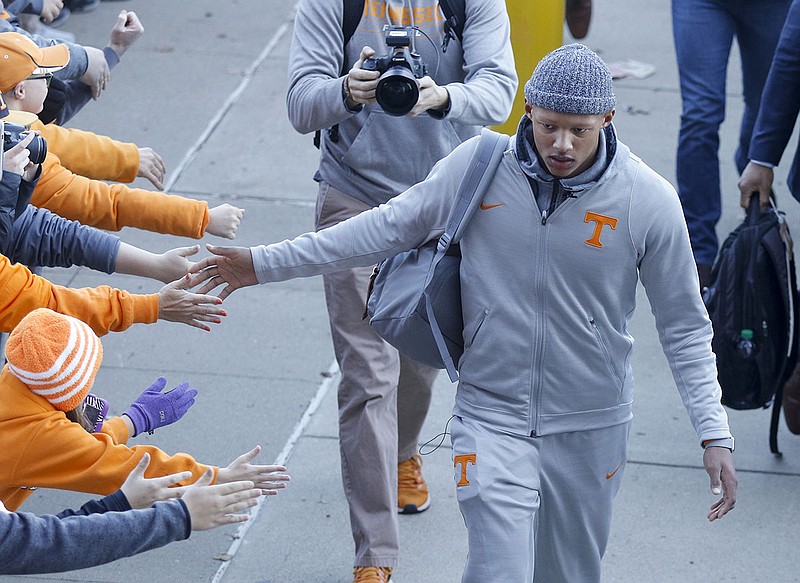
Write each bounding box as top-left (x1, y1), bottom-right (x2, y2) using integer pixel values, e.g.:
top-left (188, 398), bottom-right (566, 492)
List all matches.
top-left (4, 308), bottom-right (103, 412)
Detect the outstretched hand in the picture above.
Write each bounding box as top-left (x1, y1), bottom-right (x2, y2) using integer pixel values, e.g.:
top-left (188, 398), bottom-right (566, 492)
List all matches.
top-left (121, 453), bottom-right (192, 509)
top-left (108, 10), bottom-right (144, 57)
top-left (188, 244), bottom-right (258, 300)
top-left (80, 46), bottom-right (111, 100)
top-left (137, 147), bottom-right (166, 190)
top-left (216, 445), bottom-right (290, 495)
top-left (703, 446), bottom-right (738, 521)
top-left (180, 467), bottom-right (262, 531)
top-left (207, 204), bottom-right (245, 239)
top-left (124, 377), bottom-right (198, 436)
top-left (157, 272), bottom-right (227, 331)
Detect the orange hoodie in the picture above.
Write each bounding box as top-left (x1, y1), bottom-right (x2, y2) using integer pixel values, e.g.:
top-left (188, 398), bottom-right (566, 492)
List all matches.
top-left (33, 120), bottom-right (139, 183)
top-left (28, 123), bottom-right (210, 238)
top-left (0, 253), bottom-right (158, 335)
top-left (0, 369), bottom-right (217, 511)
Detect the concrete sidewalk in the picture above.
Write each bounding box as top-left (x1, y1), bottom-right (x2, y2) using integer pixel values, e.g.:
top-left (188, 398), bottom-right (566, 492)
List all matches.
top-left (6, 1), bottom-right (800, 582)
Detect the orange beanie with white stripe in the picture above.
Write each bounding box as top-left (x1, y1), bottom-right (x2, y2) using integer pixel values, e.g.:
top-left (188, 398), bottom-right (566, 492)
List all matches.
top-left (4, 308), bottom-right (103, 412)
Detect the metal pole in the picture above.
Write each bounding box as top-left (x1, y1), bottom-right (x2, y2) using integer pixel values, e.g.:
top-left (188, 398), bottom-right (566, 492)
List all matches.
top-left (495, 0), bottom-right (564, 134)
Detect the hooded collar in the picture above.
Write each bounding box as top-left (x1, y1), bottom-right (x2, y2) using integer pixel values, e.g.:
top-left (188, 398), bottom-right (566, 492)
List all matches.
top-left (514, 113), bottom-right (620, 195)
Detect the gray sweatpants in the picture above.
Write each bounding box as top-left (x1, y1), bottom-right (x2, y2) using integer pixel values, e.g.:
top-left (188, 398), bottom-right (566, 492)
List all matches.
top-left (315, 181), bottom-right (440, 567)
top-left (451, 415), bottom-right (631, 582)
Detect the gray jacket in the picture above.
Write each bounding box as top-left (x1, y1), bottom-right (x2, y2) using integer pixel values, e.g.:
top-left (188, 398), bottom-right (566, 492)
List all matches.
top-left (250, 124), bottom-right (731, 443)
top-left (287, 0), bottom-right (517, 206)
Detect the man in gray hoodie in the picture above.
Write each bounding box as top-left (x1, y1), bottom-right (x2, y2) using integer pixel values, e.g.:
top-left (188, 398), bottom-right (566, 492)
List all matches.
top-left (194, 44), bottom-right (737, 582)
top-left (284, 1), bottom-right (516, 580)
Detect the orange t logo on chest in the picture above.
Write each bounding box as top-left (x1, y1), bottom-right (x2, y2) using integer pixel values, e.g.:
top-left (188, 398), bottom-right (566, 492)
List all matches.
top-left (454, 453), bottom-right (476, 486)
top-left (584, 212), bottom-right (618, 248)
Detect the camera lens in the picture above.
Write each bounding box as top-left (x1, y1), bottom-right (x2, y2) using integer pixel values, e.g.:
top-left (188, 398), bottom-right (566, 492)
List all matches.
top-left (376, 67), bottom-right (420, 116)
top-left (26, 135), bottom-right (47, 165)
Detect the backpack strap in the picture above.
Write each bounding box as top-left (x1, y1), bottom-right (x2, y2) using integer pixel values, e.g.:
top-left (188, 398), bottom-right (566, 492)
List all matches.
top-left (315, 0), bottom-right (366, 149)
top-left (425, 128), bottom-right (507, 381)
top-left (439, 0), bottom-right (466, 51)
top-left (342, 0), bottom-right (366, 49)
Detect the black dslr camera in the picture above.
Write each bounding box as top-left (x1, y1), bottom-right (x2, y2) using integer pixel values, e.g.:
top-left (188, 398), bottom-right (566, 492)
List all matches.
top-left (362, 25), bottom-right (428, 116)
top-left (3, 122), bottom-right (47, 165)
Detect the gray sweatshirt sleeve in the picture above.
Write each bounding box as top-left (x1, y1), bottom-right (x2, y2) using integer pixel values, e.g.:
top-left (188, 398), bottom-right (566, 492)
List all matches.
top-left (286, 0), bottom-right (354, 135)
top-left (250, 137), bottom-right (479, 282)
top-left (633, 166), bottom-right (731, 443)
top-left (9, 205), bottom-right (121, 273)
top-left (0, 499), bottom-right (191, 575)
top-left (0, 17), bottom-right (89, 79)
top-left (438, 0), bottom-right (517, 126)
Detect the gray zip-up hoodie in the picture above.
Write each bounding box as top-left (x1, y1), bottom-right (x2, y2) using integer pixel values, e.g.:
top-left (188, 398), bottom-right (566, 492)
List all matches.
top-left (250, 123), bottom-right (731, 443)
top-left (287, 0), bottom-right (517, 206)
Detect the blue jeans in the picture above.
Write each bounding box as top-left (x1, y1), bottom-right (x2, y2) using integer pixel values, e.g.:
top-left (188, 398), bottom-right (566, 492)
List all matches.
top-left (673, 0), bottom-right (790, 265)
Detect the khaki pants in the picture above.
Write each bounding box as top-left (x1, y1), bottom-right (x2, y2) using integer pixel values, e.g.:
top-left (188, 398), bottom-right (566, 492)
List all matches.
top-left (315, 181), bottom-right (440, 567)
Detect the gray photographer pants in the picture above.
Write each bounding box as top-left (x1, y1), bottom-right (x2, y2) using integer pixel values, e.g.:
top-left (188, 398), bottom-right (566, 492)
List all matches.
top-left (315, 181), bottom-right (440, 567)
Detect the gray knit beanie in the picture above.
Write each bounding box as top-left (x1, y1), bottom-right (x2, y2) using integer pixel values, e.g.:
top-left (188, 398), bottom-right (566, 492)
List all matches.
top-left (524, 43), bottom-right (616, 115)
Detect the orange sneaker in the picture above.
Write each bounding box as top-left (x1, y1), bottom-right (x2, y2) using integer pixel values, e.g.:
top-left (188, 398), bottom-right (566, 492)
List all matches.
top-left (353, 566), bottom-right (393, 582)
top-left (398, 453), bottom-right (430, 514)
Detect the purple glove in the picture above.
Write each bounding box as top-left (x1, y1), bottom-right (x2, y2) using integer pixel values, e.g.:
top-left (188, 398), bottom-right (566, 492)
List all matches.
top-left (123, 377), bottom-right (197, 437)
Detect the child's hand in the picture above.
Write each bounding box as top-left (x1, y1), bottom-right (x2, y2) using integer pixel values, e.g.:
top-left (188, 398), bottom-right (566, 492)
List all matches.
top-left (216, 445), bottom-right (290, 495)
top-left (180, 468), bottom-right (262, 531)
top-left (121, 453), bottom-right (192, 509)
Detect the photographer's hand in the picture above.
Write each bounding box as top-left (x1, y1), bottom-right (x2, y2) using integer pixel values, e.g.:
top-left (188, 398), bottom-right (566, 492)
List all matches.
top-left (345, 46), bottom-right (380, 108)
top-left (409, 76), bottom-right (450, 117)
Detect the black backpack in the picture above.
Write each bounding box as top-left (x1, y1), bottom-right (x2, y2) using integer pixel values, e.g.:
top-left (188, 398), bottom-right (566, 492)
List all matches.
top-left (703, 195), bottom-right (799, 455)
top-left (314, 0), bottom-right (467, 148)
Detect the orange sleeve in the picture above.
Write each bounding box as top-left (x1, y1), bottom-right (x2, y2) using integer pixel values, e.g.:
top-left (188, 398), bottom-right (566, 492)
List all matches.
top-left (8, 414), bottom-right (216, 507)
top-left (30, 153), bottom-right (209, 238)
top-left (0, 253), bottom-right (158, 336)
top-left (33, 121), bottom-right (140, 183)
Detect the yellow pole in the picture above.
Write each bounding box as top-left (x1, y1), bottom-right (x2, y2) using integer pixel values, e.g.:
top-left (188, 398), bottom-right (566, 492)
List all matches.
top-left (495, 0), bottom-right (564, 134)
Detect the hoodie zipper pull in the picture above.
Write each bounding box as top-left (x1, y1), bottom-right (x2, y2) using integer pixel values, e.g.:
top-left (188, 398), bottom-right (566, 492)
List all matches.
top-left (541, 209), bottom-right (548, 225)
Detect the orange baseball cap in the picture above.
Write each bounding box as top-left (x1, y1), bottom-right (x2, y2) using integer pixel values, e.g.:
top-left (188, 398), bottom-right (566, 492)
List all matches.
top-left (0, 32), bottom-right (69, 93)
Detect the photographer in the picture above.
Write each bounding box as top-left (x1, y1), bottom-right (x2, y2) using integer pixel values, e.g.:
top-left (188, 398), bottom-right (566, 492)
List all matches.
top-left (286, 1), bottom-right (516, 580)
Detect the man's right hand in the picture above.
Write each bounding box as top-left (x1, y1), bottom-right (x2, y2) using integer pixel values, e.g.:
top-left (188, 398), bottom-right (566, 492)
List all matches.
top-left (345, 46), bottom-right (380, 108)
top-left (189, 244), bottom-right (258, 300)
top-left (738, 161), bottom-right (774, 209)
top-left (157, 272), bottom-right (227, 331)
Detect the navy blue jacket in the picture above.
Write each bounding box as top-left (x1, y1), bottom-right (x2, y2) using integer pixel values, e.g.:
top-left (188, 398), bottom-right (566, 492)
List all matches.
top-left (0, 168), bottom-right (119, 272)
top-left (748, 0), bottom-right (800, 200)
top-left (0, 493), bottom-right (191, 574)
